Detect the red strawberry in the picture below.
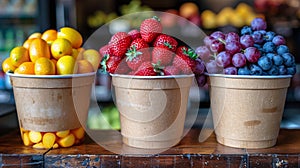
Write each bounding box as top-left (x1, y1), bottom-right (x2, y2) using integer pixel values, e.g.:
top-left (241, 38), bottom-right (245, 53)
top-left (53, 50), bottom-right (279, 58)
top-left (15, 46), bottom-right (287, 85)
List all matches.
top-left (153, 34), bottom-right (178, 52)
top-left (128, 29), bottom-right (141, 40)
top-left (140, 16), bottom-right (163, 43)
top-left (173, 46), bottom-right (198, 74)
top-left (115, 58), bottom-right (131, 74)
top-left (129, 38), bottom-right (148, 51)
top-left (134, 61), bottom-right (160, 76)
top-left (101, 55), bottom-right (123, 74)
top-left (152, 47), bottom-right (174, 66)
top-left (164, 65), bottom-right (181, 75)
top-left (126, 38), bottom-right (151, 70)
top-left (99, 44), bottom-right (113, 56)
top-left (109, 32), bottom-right (131, 57)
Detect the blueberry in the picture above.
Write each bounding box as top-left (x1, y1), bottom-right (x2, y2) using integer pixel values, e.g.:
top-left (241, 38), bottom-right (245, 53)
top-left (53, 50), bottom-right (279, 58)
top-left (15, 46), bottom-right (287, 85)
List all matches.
top-left (262, 71), bottom-right (269, 75)
top-left (258, 30), bottom-right (267, 35)
top-left (281, 53), bottom-right (295, 67)
top-left (272, 54), bottom-right (284, 66)
top-left (238, 66), bottom-right (251, 75)
top-left (278, 65), bottom-right (287, 75)
top-left (241, 26), bottom-right (252, 35)
top-left (254, 43), bottom-right (263, 53)
top-left (276, 45), bottom-right (290, 55)
top-left (252, 31), bottom-right (264, 44)
top-left (266, 53), bottom-right (275, 59)
top-left (264, 31), bottom-right (276, 42)
top-left (251, 18), bottom-right (267, 31)
top-left (262, 42), bottom-right (276, 53)
top-left (287, 67), bottom-right (296, 75)
top-left (267, 66), bottom-right (279, 75)
top-left (258, 56), bottom-right (273, 70)
top-left (249, 64), bottom-right (263, 75)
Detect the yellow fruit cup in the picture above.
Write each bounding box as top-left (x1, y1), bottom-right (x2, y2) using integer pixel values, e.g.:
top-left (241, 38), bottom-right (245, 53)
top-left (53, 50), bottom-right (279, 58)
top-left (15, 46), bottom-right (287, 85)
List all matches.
top-left (20, 127), bottom-right (85, 149)
top-left (7, 72), bottom-right (96, 149)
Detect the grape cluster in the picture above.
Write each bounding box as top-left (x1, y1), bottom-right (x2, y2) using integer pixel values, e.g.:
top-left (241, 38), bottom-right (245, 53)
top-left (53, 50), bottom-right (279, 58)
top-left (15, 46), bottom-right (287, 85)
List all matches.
top-left (196, 18), bottom-right (297, 76)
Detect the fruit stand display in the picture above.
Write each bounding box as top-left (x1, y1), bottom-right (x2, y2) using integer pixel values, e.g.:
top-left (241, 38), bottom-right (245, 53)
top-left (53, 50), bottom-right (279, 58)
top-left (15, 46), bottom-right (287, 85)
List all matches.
top-left (0, 1), bottom-right (300, 167)
top-left (0, 0), bottom-right (299, 148)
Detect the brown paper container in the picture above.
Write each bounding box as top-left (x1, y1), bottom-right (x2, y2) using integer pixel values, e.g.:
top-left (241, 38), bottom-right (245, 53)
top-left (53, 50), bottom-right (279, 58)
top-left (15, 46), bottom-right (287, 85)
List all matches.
top-left (7, 72), bottom-right (95, 132)
top-left (208, 74), bottom-right (292, 149)
top-left (111, 74), bottom-right (194, 149)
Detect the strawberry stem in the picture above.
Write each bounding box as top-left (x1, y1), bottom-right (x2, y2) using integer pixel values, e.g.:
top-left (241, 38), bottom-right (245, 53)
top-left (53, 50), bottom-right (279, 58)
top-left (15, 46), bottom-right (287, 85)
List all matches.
top-left (152, 61), bottom-right (164, 75)
top-left (183, 47), bottom-right (198, 60)
top-left (164, 42), bottom-right (173, 50)
top-left (100, 54), bottom-right (109, 72)
top-left (152, 16), bottom-right (160, 22)
top-left (125, 46), bottom-right (142, 61)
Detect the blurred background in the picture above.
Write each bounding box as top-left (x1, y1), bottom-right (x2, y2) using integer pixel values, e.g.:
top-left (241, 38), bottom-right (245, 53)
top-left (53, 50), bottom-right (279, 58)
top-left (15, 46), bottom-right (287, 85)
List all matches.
top-left (0, 0), bottom-right (300, 133)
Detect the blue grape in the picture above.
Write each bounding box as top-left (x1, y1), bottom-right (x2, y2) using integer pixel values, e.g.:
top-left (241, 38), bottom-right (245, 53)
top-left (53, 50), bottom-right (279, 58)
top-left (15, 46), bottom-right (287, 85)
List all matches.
top-left (267, 66), bottom-right (279, 75)
top-left (262, 42), bottom-right (276, 53)
top-left (196, 74), bottom-right (207, 87)
top-left (251, 18), bottom-right (267, 30)
top-left (193, 58), bottom-right (206, 75)
top-left (259, 29), bottom-right (267, 33)
top-left (238, 66), bottom-right (251, 75)
top-left (249, 64), bottom-right (263, 75)
top-left (204, 36), bottom-right (215, 47)
top-left (257, 56), bottom-right (273, 71)
top-left (232, 53), bottom-right (247, 67)
top-left (281, 53), bottom-right (295, 67)
top-left (225, 32), bottom-right (240, 43)
top-left (225, 41), bottom-right (241, 55)
top-left (210, 40), bottom-right (224, 53)
top-left (254, 44), bottom-right (263, 53)
top-left (264, 31), bottom-right (276, 41)
top-left (287, 67), bottom-right (296, 75)
top-left (265, 53), bottom-right (275, 59)
top-left (244, 47), bottom-right (261, 63)
top-left (262, 71), bottom-right (269, 75)
top-left (272, 35), bottom-right (286, 46)
top-left (195, 46), bottom-right (211, 61)
top-left (224, 66), bottom-right (237, 75)
top-left (241, 26), bottom-right (252, 35)
top-left (252, 31), bottom-right (264, 44)
top-left (210, 31), bottom-right (225, 41)
top-left (278, 65), bottom-right (287, 75)
top-left (277, 45), bottom-right (290, 55)
top-left (272, 54), bottom-right (284, 66)
top-left (206, 59), bottom-right (221, 74)
top-left (240, 34), bottom-right (254, 49)
top-left (216, 51), bottom-right (232, 68)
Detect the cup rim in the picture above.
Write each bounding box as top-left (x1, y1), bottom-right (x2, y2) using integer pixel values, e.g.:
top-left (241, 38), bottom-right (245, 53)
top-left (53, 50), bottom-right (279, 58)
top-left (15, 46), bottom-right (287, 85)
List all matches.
top-left (110, 73), bottom-right (195, 79)
top-left (205, 73), bottom-right (292, 79)
top-left (6, 72), bottom-right (96, 79)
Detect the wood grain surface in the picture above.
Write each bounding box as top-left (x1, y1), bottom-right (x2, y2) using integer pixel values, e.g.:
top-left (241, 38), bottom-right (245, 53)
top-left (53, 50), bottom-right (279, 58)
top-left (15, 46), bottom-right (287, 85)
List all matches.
top-left (0, 129), bottom-right (299, 167)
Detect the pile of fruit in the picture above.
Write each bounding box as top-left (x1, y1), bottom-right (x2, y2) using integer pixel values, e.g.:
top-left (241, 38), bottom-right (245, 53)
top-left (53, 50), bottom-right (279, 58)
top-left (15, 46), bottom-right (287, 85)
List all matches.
top-left (2, 27), bottom-right (101, 75)
top-left (99, 16), bottom-right (207, 87)
top-left (20, 127), bottom-right (85, 149)
top-left (201, 3), bottom-right (263, 29)
top-left (196, 17), bottom-right (297, 76)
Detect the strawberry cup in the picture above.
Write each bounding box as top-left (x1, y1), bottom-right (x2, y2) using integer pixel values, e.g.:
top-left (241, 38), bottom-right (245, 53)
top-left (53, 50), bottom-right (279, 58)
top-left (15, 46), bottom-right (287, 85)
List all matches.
top-left (7, 72), bottom-right (95, 149)
top-left (207, 74), bottom-right (292, 149)
top-left (111, 74), bottom-right (194, 149)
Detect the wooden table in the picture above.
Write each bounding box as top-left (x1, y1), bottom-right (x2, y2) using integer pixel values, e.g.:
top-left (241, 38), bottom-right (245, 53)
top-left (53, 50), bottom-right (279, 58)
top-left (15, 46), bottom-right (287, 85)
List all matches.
top-left (0, 128), bottom-right (300, 167)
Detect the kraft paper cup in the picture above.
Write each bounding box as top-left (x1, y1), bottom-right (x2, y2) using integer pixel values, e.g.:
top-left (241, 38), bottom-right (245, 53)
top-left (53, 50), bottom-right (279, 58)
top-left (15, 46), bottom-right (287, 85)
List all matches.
top-left (208, 74), bottom-right (292, 149)
top-left (7, 72), bottom-right (95, 148)
top-left (111, 74), bottom-right (194, 149)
